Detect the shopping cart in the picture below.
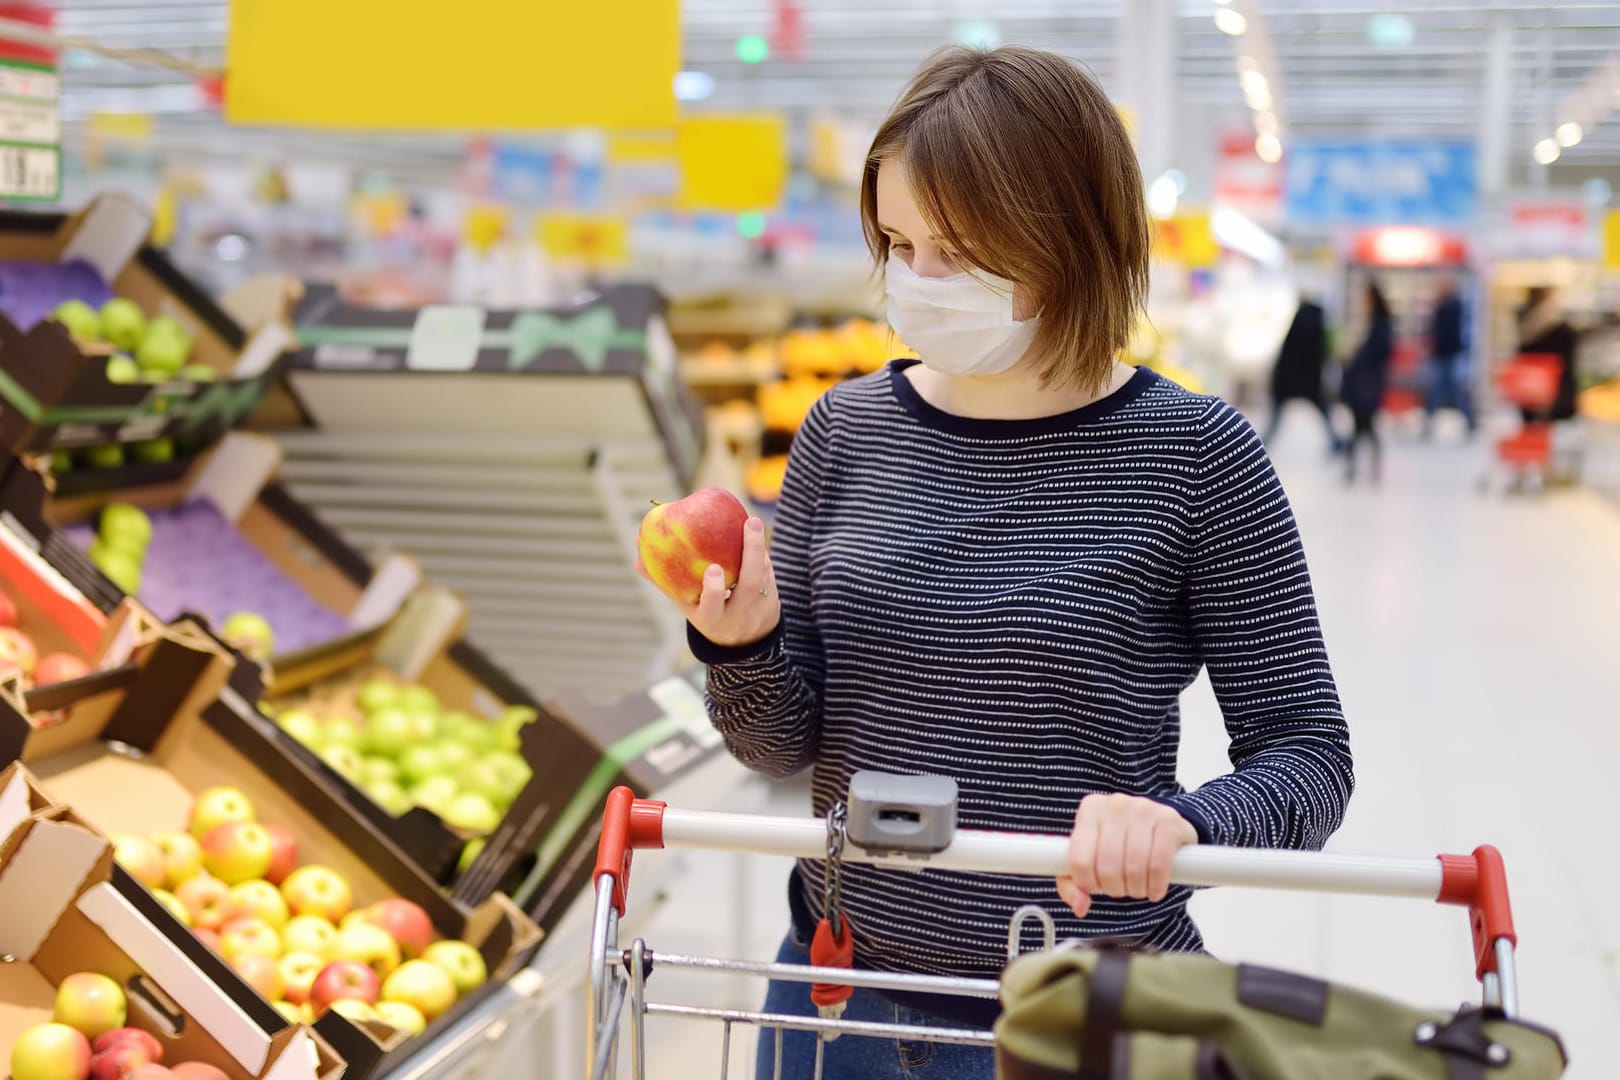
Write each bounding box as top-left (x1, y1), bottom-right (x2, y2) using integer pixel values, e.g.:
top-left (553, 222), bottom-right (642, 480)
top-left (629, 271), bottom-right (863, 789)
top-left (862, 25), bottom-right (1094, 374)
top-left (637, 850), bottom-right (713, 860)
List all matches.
top-left (1484, 353), bottom-right (1564, 493)
top-left (586, 774), bottom-right (1522, 1079)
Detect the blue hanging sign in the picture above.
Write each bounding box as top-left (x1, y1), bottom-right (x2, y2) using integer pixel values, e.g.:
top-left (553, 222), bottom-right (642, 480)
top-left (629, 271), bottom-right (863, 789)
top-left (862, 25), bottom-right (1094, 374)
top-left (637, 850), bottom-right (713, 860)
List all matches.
top-left (1284, 141), bottom-right (1477, 226)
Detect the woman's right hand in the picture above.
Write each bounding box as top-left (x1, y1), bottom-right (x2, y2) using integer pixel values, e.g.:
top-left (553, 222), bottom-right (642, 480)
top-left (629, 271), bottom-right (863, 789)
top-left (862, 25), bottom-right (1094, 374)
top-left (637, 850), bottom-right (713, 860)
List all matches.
top-left (637, 516), bottom-right (780, 648)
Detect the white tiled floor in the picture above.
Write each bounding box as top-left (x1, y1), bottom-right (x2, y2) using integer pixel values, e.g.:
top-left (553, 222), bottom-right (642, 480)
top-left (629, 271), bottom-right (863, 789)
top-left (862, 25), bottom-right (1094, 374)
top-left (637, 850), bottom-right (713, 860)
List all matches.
top-left (615, 408), bottom-right (1619, 1078)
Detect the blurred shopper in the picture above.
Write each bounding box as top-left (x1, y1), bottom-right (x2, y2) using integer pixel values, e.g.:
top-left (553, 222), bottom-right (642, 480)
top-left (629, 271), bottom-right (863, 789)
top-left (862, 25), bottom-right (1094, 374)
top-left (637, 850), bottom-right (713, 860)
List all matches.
top-left (1423, 275), bottom-right (1476, 436)
top-left (1517, 286), bottom-right (1580, 423)
top-left (1342, 281), bottom-right (1394, 483)
top-left (1264, 295), bottom-right (1341, 450)
top-left (640, 46), bottom-right (1352, 1080)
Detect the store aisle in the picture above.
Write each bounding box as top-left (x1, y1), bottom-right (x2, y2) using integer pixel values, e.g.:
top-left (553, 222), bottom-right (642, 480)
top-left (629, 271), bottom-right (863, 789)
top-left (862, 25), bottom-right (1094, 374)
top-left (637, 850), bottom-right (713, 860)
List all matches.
top-left (628, 421), bottom-right (1618, 1078)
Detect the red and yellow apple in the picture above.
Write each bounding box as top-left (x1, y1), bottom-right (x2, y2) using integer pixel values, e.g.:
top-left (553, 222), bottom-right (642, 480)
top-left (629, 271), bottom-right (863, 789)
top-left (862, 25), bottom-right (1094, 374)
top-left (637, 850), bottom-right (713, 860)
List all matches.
top-left (277, 952), bottom-right (324, 1006)
top-left (636, 487), bottom-right (749, 604)
top-left (421, 940), bottom-right (486, 995)
top-left (151, 889), bottom-right (190, 927)
top-left (226, 880), bottom-right (289, 929)
top-left (201, 822), bottom-right (273, 884)
top-left (281, 915), bottom-right (338, 959)
top-left (327, 999), bottom-right (377, 1024)
top-left (308, 961), bottom-right (379, 1012)
top-left (188, 787), bottom-right (254, 840)
top-left (91, 1029), bottom-right (162, 1062)
top-left (54, 972), bottom-right (127, 1038)
top-left (361, 898), bottom-right (434, 959)
top-left (175, 876), bottom-right (230, 931)
top-left (35, 652), bottom-right (90, 685)
top-left (379, 959), bottom-right (457, 1022)
top-left (280, 865), bottom-right (352, 923)
top-left (0, 625), bottom-right (39, 676)
top-left (332, 923), bottom-right (401, 979)
top-left (150, 832), bottom-right (203, 889)
top-left (170, 1065), bottom-right (229, 1080)
top-left (228, 953), bottom-right (284, 1001)
top-left (374, 1001), bottom-right (426, 1036)
top-left (262, 824), bottom-right (298, 886)
top-left (112, 835), bottom-right (168, 890)
top-left (271, 1001), bottom-right (301, 1024)
top-left (219, 917), bottom-right (282, 961)
top-left (10, 1023), bottom-right (92, 1080)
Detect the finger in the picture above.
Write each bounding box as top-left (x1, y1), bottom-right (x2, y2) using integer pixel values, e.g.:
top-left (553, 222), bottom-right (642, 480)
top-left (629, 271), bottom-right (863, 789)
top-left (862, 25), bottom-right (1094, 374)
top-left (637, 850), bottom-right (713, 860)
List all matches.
top-left (1066, 811), bottom-right (1100, 897)
top-left (1054, 876), bottom-right (1091, 919)
top-left (694, 564), bottom-right (728, 626)
top-left (1123, 816), bottom-right (1155, 899)
top-left (1095, 819), bottom-right (1127, 899)
top-left (1146, 821), bottom-right (1183, 903)
top-left (734, 517), bottom-right (768, 595)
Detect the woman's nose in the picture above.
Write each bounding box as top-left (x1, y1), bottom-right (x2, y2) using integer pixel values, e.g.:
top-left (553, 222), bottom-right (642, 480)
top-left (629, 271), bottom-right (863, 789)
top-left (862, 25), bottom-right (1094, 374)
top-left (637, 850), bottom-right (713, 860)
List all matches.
top-left (910, 250), bottom-right (956, 279)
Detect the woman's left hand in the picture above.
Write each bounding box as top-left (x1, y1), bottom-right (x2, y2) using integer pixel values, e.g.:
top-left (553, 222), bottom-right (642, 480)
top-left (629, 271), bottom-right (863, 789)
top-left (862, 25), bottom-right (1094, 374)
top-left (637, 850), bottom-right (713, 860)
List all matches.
top-left (1055, 794), bottom-right (1198, 918)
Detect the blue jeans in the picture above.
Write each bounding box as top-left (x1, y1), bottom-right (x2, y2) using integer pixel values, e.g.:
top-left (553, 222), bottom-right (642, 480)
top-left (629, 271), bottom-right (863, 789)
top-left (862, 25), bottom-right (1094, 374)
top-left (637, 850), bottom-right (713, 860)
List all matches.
top-left (753, 929), bottom-right (995, 1080)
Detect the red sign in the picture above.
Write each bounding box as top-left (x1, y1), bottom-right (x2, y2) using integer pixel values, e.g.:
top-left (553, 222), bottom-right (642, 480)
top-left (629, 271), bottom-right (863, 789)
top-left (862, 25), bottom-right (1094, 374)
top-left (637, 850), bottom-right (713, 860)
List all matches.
top-left (1213, 131), bottom-right (1282, 226)
top-left (0, 4), bottom-right (55, 68)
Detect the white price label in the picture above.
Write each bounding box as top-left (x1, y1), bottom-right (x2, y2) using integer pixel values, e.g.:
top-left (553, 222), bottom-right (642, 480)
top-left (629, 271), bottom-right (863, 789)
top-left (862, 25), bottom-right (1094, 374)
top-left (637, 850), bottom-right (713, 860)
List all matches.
top-left (0, 144), bottom-right (57, 200)
top-left (0, 66), bottom-right (57, 102)
top-left (0, 99), bottom-right (56, 144)
top-left (405, 306), bottom-right (486, 371)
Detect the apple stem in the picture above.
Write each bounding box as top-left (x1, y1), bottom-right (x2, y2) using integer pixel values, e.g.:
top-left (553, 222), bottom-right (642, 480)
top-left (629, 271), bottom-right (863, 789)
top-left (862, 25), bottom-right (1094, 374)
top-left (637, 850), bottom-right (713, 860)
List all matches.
top-left (649, 499), bottom-right (662, 507)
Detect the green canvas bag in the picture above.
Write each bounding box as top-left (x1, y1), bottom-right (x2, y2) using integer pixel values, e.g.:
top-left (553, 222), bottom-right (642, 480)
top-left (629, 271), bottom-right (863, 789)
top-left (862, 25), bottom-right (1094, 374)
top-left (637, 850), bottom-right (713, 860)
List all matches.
top-left (995, 945), bottom-right (1566, 1080)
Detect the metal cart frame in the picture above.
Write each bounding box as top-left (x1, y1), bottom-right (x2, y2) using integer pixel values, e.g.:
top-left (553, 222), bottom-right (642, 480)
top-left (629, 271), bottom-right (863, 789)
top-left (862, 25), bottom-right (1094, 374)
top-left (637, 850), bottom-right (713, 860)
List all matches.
top-left (586, 783), bottom-right (1520, 1079)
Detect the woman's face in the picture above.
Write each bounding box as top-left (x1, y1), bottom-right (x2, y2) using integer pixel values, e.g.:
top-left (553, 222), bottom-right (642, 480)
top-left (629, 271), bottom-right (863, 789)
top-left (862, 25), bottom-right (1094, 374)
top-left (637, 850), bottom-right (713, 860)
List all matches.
top-left (875, 159), bottom-right (1034, 320)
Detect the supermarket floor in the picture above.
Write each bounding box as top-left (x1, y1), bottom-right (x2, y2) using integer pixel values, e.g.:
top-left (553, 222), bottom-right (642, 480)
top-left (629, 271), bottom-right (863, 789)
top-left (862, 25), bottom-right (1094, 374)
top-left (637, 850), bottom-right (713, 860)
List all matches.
top-left (592, 405), bottom-right (1620, 1079)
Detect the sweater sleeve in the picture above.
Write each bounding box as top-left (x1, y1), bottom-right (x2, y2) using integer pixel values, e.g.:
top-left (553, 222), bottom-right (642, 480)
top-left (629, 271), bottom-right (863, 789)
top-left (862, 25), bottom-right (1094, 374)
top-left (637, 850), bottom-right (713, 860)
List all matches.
top-left (689, 392), bottom-right (834, 777)
top-left (1162, 402), bottom-right (1354, 850)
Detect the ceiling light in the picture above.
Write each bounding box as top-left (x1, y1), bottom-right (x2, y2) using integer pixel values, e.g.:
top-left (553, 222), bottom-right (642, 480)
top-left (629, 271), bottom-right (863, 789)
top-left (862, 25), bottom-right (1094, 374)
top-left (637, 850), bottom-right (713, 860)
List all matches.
top-left (1147, 173), bottom-right (1180, 219)
top-left (1533, 138), bottom-right (1561, 165)
top-left (1215, 8), bottom-right (1247, 35)
top-left (1239, 70), bottom-right (1268, 96)
top-left (1366, 13), bottom-right (1414, 50)
top-left (1555, 122), bottom-right (1583, 148)
top-left (1255, 133), bottom-right (1282, 163)
top-left (1253, 110), bottom-right (1279, 137)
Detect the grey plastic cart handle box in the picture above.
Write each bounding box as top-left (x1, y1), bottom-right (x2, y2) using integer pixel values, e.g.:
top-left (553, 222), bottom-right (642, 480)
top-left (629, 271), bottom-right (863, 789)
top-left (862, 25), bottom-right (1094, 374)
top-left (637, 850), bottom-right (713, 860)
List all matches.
top-left (846, 771), bottom-right (959, 856)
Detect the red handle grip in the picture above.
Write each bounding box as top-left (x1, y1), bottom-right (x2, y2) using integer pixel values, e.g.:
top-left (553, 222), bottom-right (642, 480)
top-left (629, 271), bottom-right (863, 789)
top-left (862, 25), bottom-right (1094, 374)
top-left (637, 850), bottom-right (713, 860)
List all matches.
top-left (1437, 845), bottom-right (1517, 980)
top-left (593, 786), bottom-right (668, 916)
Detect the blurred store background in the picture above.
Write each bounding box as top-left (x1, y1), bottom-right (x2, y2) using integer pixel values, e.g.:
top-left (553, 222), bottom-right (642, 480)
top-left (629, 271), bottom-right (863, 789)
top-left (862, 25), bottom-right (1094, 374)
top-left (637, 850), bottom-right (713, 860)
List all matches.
top-left (0, 2), bottom-right (1612, 1079)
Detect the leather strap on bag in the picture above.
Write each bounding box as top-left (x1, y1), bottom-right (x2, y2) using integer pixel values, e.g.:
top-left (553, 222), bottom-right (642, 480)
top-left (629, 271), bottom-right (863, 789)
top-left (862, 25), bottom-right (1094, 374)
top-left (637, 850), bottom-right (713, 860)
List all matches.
top-left (1076, 948), bottom-right (1134, 1080)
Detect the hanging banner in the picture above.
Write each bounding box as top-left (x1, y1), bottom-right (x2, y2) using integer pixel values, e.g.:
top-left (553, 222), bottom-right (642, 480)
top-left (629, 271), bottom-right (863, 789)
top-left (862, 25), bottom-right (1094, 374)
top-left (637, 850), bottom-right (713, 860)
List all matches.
top-left (678, 114), bottom-right (788, 212)
top-left (1284, 141), bottom-right (1478, 227)
top-left (225, 0), bottom-right (680, 130)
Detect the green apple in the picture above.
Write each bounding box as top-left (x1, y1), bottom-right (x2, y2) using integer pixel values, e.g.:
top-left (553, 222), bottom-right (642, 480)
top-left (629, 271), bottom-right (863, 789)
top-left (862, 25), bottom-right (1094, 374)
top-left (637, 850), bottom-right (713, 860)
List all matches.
top-left (137, 328), bottom-right (188, 377)
top-left (482, 751), bottom-right (532, 802)
top-left (363, 707), bottom-right (416, 758)
top-left (357, 677), bottom-right (400, 714)
top-left (421, 939), bottom-right (487, 995)
top-left (276, 708), bottom-right (321, 746)
top-left (407, 708), bottom-right (441, 742)
top-left (180, 363), bottom-right (217, 382)
top-left (318, 716), bottom-right (364, 753)
top-left (442, 711), bottom-right (495, 754)
top-left (319, 744), bottom-right (365, 784)
top-left (222, 611), bottom-right (274, 662)
top-left (49, 448), bottom-right (73, 474)
top-left (89, 544), bottom-right (141, 594)
top-left (456, 837), bottom-right (486, 874)
top-left (130, 437), bottom-right (174, 464)
top-left (398, 684), bottom-right (440, 716)
top-left (99, 298), bottom-right (146, 350)
top-left (54, 299), bottom-right (101, 340)
top-left (82, 443), bottom-right (125, 469)
top-left (407, 776), bottom-right (457, 816)
top-left (398, 744), bottom-right (446, 786)
top-left (442, 792), bottom-right (500, 834)
top-left (364, 779), bottom-right (413, 817)
top-left (494, 705), bottom-right (537, 753)
top-left (99, 503), bottom-right (152, 548)
top-left (102, 355), bottom-right (141, 385)
top-left (432, 741), bottom-right (475, 774)
top-left (360, 757), bottom-right (400, 786)
top-left (453, 760), bottom-right (507, 806)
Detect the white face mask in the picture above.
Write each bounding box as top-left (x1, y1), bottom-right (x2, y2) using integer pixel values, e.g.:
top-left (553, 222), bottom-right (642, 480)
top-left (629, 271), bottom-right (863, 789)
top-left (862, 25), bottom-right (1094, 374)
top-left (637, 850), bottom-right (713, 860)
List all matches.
top-left (885, 256), bottom-right (1039, 376)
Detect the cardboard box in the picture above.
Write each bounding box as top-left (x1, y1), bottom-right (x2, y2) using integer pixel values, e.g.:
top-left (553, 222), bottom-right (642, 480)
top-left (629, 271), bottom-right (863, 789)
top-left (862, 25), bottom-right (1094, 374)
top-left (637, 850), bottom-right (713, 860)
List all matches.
top-left (0, 434), bottom-right (419, 660)
top-left (0, 764), bottom-right (343, 1080)
top-left (286, 283), bottom-right (703, 487)
top-left (0, 195), bottom-right (296, 455)
top-left (0, 619), bottom-right (541, 1080)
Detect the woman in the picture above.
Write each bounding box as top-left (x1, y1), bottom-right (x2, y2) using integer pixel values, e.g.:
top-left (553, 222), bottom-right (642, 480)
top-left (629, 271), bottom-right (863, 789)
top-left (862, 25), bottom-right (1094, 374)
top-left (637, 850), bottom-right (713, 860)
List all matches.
top-left (643, 47), bottom-right (1353, 1080)
top-left (1341, 281), bottom-right (1394, 484)
top-left (1265, 294), bottom-right (1340, 450)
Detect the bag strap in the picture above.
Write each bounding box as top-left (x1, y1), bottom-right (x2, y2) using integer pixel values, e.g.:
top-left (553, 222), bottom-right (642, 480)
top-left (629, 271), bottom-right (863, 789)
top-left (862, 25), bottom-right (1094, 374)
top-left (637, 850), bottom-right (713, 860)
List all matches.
top-left (1076, 947), bottom-right (1133, 1080)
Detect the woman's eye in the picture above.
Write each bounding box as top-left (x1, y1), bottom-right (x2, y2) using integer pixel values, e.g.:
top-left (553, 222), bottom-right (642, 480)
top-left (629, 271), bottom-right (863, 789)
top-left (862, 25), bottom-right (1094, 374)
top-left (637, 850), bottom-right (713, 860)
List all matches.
top-left (890, 241), bottom-right (913, 252)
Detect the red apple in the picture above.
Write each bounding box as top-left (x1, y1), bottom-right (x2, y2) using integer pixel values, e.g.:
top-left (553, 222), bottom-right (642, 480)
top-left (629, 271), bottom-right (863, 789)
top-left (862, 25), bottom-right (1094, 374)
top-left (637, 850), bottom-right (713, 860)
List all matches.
top-left (125, 1067), bottom-right (175, 1080)
top-left (0, 586), bottom-right (17, 627)
top-left (219, 917), bottom-right (281, 961)
top-left (200, 822), bottom-right (273, 885)
top-left (379, 959), bottom-right (456, 1022)
top-left (170, 1065), bottom-right (229, 1080)
top-left (308, 961), bottom-right (379, 1012)
top-left (280, 865), bottom-right (353, 923)
top-left (193, 928), bottom-right (221, 953)
top-left (262, 824), bottom-right (298, 886)
top-left (10, 1023), bottom-right (92, 1080)
top-left (362, 898), bottom-right (434, 958)
top-left (112, 834), bottom-right (168, 890)
top-left (35, 652), bottom-right (90, 686)
top-left (91, 1040), bottom-right (160, 1080)
top-left (54, 972), bottom-right (127, 1039)
top-left (175, 876), bottom-right (230, 931)
top-left (277, 952), bottom-right (324, 1006)
top-left (636, 487), bottom-right (749, 604)
top-left (0, 625), bottom-right (39, 676)
top-left (229, 953), bottom-right (284, 1001)
top-left (92, 1028), bottom-right (162, 1061)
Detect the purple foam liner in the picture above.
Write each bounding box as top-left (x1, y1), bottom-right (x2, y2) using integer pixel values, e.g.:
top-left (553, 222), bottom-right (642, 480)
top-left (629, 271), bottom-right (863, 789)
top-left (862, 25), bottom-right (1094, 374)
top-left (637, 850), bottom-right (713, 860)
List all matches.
top-left (0, 259), bottom-right (117, 331)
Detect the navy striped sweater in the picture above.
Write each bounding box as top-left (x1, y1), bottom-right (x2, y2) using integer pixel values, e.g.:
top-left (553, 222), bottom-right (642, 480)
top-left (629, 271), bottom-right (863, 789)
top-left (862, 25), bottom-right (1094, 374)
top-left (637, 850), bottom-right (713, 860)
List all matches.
top-left (691, 360), bottom-right (1353, 1020)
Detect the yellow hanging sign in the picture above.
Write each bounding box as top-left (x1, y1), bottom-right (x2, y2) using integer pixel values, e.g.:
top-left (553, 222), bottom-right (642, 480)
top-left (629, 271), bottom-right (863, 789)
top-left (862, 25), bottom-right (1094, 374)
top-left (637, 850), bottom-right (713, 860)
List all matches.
top-left (678, 114), bottom-right (788, 212)
top-left (1603, 210), bottom-right (1620, 270)
top-left (225, 0), bottom-right (679, 130)
top-left (538, 213), bottom-right (630, 265)
top-left (1155, 213), bottom-right (1218, 268)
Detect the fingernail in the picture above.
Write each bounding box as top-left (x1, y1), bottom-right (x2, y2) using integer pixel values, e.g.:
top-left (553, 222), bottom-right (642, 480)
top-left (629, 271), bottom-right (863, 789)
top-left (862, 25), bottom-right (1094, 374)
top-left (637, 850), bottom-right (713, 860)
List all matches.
top-left (747, 518), bottom-right (764, 533)
top-left (705, 564), bottom-right (722, 579)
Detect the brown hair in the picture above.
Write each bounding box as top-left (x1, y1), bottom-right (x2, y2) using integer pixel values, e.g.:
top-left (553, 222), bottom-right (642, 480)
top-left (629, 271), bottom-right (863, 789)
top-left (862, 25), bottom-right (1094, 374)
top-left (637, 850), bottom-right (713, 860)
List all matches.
top-left (861, 46), bottom-right (1150, 393)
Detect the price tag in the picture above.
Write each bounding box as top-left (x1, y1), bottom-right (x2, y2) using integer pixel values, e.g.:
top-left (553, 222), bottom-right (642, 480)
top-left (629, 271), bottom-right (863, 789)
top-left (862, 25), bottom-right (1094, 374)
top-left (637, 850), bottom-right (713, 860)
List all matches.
top-left (0, 57), bottom-right (59, 201)
top-left (405, 306), bottom-right (486, 372)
